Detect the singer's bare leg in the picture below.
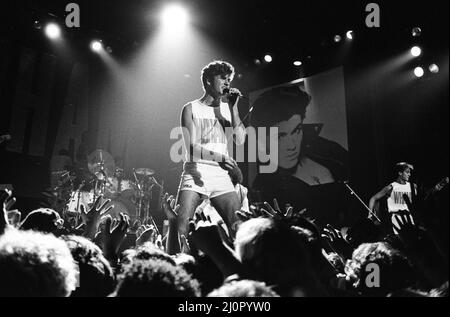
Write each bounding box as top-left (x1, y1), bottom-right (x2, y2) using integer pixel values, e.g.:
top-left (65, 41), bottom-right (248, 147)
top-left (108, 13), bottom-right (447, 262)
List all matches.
top-left (210, 191), bottom-right (240, 239)
top-left (176, 190), bottom-right (204, 237)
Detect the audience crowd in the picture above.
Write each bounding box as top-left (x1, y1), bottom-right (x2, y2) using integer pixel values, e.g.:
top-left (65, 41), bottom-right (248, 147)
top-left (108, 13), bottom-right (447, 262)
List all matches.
top-left (0, 177), bottom-right (448, 298)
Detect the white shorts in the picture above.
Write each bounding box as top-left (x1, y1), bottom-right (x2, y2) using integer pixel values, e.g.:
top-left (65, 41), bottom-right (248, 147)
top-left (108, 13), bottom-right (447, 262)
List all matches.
top-left (178, 162), bottom-right (235, 199)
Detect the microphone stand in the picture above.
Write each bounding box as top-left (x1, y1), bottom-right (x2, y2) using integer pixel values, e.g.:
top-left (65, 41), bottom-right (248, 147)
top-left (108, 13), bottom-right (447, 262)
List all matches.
top-left (343, 181), bottom-right (382, 223)
top-left (146, 176), bottom-right (160, 235)
top-left (132, 170), bottom-right (160, 235)
top-left (133, 169), bottom-right (143, 222)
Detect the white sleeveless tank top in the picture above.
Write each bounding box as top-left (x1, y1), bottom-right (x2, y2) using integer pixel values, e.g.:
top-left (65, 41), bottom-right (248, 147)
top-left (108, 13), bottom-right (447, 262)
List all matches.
top-left (387, 182), bottom-right (412, 213)
top-left (185, 99), bottom-right (231, 166)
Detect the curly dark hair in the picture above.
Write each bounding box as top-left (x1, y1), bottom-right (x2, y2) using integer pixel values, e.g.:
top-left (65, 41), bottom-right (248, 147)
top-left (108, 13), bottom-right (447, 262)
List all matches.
top-left (234, 217), bottom-right (321, 296)
top-left (19, 208), bottom-right (62, 234)
top-left (120, 242), bottom-right (176, 268)
top-left (201, 60), bottom-right (235, 91)
top-left (115, 259), bottom-right (201, 297)
top-left (345, 242), bottom-right (416, 296)
top-left (61, 235), bottom-right (115, 297)
top-left (208, 279), bottom-right (279, 297)
top-left (0, 229), bottom-right (77, 297)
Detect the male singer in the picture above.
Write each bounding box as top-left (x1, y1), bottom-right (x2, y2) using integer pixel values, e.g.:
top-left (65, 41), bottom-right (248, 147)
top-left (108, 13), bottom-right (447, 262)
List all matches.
top-left (176, 60), bottom-right (246, 238)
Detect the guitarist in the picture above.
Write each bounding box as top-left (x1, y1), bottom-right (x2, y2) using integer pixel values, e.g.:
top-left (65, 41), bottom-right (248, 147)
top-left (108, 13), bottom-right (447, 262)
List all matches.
top-left (368, 162), bottom-right (417, 234)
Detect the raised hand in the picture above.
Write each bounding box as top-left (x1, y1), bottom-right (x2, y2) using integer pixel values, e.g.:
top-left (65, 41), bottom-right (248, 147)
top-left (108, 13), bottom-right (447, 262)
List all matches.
top-left (136, 224), bottom-right (150, 238)
top-left (235, 204), bottom-right (263, 222)
top-left (392, 213), bottom-right (421, 247)
top-left (392, 213), bottom-right (448, 287)
top-left (3, 192), bottom-right (16, 213)
top-left (1, 189), bottom-right (21, 230)
top-left (1, 189), bottom-right (14, 234)
top-left (261, 199), bottom-right (306, 219)
top-left (219, 155), bottom-right (237, 171)
top-left (189, 211), bottom-right (223, 256)
top-left (160, 193), bottom-right (180, 222)
top-left (80, 196), bottom-right (113, 223)
top-left (81, 195), bottom-right (113, 239)
top-left (321, 224), bottom-right (354, 260)
top-left (135, 224), bottom-right (155, 246)
top-left (100, 213), bottom-right (130, 262)
top-left (260, 199), bottom-right (283, 217)
top-left (189, 211), bottom-right (244, 278)
top-left (7, 210), bottom-right (21, 228)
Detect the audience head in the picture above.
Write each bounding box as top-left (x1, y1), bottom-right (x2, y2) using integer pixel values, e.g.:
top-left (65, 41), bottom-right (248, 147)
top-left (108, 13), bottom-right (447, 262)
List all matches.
top-left (208, 279), bottom-right (279, 297)
top-left (120, 242), bottom-right (176, 268)
top-left (20, 208), bottom-right (63, 234)
top-left (345, 218), bottom-right (382, 248)
top-left (173, 253), bottom-right (197, 276)
top-left (234, 217), bottom-right (320, 296)
top-left (114, 259), bottom-right (200, 297)
top-left (0, 229), bottom-right (77, 297)
top-left (188, 253), bottom-right (225, 297)
top-left (345, 242), bottom-right (416, 296)
top-left (61, 235), bottom-right (115, 297)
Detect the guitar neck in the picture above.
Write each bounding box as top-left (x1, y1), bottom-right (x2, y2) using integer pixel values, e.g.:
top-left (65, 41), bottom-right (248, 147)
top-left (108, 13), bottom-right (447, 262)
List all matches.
top-left (425, 177), bottom-right (449, 199)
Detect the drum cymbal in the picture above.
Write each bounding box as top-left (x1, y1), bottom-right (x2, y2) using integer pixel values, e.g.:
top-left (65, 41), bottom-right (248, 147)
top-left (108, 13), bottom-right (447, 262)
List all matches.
top-left (87, 149), bottom-right (115, 178)
top-left (134, 168), bottom-right (155, 176)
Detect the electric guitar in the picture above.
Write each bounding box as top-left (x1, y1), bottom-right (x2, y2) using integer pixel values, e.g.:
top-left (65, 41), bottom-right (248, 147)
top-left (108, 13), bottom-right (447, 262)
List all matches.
top-left (424, 176), bottom-right (449, 200)
top-left (372, 177), bottom-right (449, 218)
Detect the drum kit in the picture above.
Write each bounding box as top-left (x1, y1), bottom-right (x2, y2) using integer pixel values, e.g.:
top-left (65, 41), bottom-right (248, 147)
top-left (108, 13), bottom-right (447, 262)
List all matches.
top-left (51, 149), bottom-right (162, 229)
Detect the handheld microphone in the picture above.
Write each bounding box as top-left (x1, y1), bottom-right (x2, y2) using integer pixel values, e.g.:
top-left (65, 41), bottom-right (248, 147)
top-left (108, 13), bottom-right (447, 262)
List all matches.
top-left (223, 88), bottom-right (247, 99)
top-left (223, 87), bottom-right (253, 125)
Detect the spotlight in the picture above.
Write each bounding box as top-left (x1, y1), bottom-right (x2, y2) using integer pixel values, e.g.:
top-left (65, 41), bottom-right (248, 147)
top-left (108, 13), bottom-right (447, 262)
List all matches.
top-left (90, 40), bottom-right (103, 52)
top-left (333, 35), bottom-right (342, 43)
top-left (411, 27), bottom-right (422, 37)
top-left (44, 23), bottom-right (61, 40)
top-left (264, 55), bottom-right (272, 63)
top-left (161, 4), bottom-right (189, 30)
top-left (33, 20), bottom-right (42, 30)
top-left (414, 67), bottom-right (424, 78)
top-left (254, 59), bottom-right (261, 65)
top-left (410, 46), bottom-right (422, 57)
top-left (106, 46), bottom-right (113, 54)
top-left (429, 63), bottom-right (439, 74)
top-left (346, 30), bottom-right (354, 40)
top-left (293, 61), bottom-right (302, 66)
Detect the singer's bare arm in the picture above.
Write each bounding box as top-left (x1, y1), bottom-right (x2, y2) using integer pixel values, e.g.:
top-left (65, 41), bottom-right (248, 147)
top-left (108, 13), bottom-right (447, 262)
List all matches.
top-left (181, 103), bottom-right (236, 170)
top-left (228, 90), bottom-right (247, 145)
top-left (368, 184), bottom-right (392, 216)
